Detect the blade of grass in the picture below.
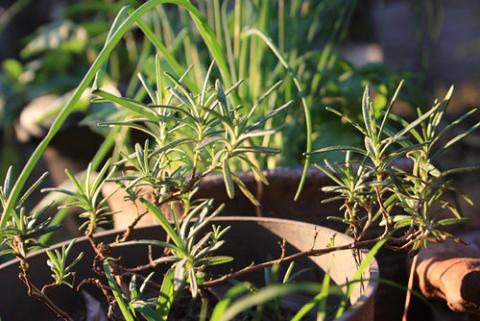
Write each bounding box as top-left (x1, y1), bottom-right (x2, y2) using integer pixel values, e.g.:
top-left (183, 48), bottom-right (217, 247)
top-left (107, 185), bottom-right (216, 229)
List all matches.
top-left (244, 29), bottom-right (312, 201)
top-left (215, 282), bottom-right (343, 321)
top-left (103, 260), bottom-right (135, 321)
top-left (335, 239), bottom-right (385, 318)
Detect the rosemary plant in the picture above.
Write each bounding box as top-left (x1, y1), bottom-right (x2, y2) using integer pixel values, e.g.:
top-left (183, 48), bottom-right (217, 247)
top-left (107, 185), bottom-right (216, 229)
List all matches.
top-left (0, 62), bottom-right (325, 321)
top-left (312, 83), bottom-right (479, 251)
top-left (311, 83), bottom-right (479, 318)
top-left (0, 2), bottom-right (477, 321)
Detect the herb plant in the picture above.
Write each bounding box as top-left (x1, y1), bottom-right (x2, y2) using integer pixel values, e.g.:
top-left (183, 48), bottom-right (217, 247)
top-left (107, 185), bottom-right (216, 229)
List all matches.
top-left (311, 82), bottom-right (479, 318)
top-left (312, 83), bottom-right (478, 251)
top-left (0, 2), bottom-right (478, 321)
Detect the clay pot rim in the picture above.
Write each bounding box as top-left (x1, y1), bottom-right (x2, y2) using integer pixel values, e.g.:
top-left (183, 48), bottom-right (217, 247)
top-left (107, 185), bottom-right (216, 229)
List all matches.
top-left (0, 216), bottom-right (378, 321)
top-left (199, 159), bottom-right (413, 186)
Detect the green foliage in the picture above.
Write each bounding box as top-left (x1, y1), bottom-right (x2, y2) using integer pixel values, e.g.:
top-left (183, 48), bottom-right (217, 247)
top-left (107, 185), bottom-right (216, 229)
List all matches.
top-left (42, 161), bottom-right (114, 233)
top-left (210, 282), bottom-right (344, 321)
top-left (98, 69), bottom-right (285, 205)
top-left (0, 167), bottom-right (55, 259)
top-left (103, 259), bottom-right (136, 321)
top-left (312, 84), bottom-right (479, 250)
top-left (0, 1), bottom-right (464, 321)
top-left (46, 240), bottom-right (83, 288)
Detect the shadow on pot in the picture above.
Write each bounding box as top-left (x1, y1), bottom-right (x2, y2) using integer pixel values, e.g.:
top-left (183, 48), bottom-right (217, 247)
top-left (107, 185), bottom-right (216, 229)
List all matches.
top-left (0, 218), bottom-right (378, 321)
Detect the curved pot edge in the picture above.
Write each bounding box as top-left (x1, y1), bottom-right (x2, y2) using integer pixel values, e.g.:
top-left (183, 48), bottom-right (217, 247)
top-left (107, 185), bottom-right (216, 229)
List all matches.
top-left (0, 216), bottom-right (379, 321)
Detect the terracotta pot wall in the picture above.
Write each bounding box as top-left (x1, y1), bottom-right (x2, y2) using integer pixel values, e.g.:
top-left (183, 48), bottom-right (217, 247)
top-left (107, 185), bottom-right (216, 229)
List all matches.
top-left (0, 218), bottom-right (378, 321)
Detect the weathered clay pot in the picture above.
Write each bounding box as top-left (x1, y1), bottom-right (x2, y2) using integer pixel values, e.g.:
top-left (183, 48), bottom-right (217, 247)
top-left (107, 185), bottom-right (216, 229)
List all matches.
top-left (0, 217), bottom-right (377, 321)
top-left (103, 167), bottom-right (348, 229)
top-left (414, 231), bottom-right (480, 316)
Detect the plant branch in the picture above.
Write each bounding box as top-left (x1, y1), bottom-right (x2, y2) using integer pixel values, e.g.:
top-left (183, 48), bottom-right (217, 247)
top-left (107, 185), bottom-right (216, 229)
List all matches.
top-left (402, 253), bottom-right (419, 321)
top-left (202, 237), bottom-right (380, 287)
top-left (18, 263), bottom-right (73, 321)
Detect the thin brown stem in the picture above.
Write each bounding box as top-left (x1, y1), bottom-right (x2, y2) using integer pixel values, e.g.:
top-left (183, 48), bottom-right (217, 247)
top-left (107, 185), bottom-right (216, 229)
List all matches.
top-left (202, 237), bottom-right (381, 287)
top-left (402, 253), bottom-right (418, 321)
top-left (77, 277), bottom-right (115, 304)
top-left (358, 206), bottom-right (373, 241)
top-left (117, 209), bottom-right (148, 243)
top-left (120, 256), bottom-right (175, 273)
top-left (18, 266), bottom-right (73, 321)
top-left (40, 283), bottom-right (57, 294)
top-left (375, 186), bottom-right (391, 238)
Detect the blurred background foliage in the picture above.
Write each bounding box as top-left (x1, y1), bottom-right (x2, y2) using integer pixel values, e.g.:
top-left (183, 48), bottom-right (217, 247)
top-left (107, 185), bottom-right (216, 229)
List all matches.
top-left (0, 0), bottom-right (479, 186)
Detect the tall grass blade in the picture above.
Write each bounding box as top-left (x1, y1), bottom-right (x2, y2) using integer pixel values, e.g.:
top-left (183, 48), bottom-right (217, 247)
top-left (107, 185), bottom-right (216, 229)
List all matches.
top-left (244, 29), bottom-right (312, 201)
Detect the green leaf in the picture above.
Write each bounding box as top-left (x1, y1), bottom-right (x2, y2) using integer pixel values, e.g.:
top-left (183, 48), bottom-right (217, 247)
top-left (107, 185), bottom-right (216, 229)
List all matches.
top-left (364, 137), bottom-right (376, 158)
top-left (442, 166), bottom-right (480, 177)
top-left (248, 100), bottom-right (293, 130)
top-left (210, 283), bottom-right (251, 321)
top-left (238, 128), bottom-right (278, 142)
top-left (325, 107), bottom-right (368, 136)
top-left (111, 239), bottom-right (179, 252)
top-left (135, 18), bottom-right (196, 91)
top-left (156, 269), bottom-right (175, 321)
top-left (290, 273), bottom-right (330, 321)
top-left (197, 255), bottom-right (233, 266)
top-left (93, 6), bottom-right (130, 89)
top-left (64, 169), bottom-right (85, 194)
top-left (93, 89), bottom-right (159, 122)
top-left (18, 172), bottom-right (48, 207)
top-left (3, 166), bottom-right (13, 199)
top-left (387, 104), bottom-right (440, 145)
top-left (216, 79), bottom-right (229, 116)
top-left (174, 259), bottom-right (186, 292)
top-left (233, 146), bottom-right (279, 154)
top-left (308, 146), bottom-right (367, 156)
top-left (214, 283), bottom-right (343, 321)
top-left (136, 303), bottom-right (163, 321)
top-left (335, 239), bottom-right (385, 318)
top-left (103, 260), bottom-right (135, 321)
top-left (433, 121), bottom-right (480, 158)
top-left (232, 175), bottom-right (259, 207)
top-left (141, 200), bottom-right (185, 250)
top-left (437, 217), bottom-right (469, 226)
top-left (432, 107), bottom-right (478, 144)
top-left (362, 86), bottom-right (373, 138)
top-left (222, 160), bottom-right (235, 199)
top-left (188, 268), bottom-right (198, 298)
top-left (378, 80), bottom-right (404, 140)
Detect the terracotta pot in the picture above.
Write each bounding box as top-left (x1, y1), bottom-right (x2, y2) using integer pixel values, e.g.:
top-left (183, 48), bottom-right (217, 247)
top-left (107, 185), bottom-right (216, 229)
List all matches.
top-left (414, 231), bottom-right (480, 316)
top-left (103, 167), bottom-right (349, 229)
top-left (0, 217), bottom-right (377, 321)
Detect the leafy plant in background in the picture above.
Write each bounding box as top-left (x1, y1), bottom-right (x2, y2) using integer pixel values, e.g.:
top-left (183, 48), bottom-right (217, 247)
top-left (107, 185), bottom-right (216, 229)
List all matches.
top-left (0, 0), bottom-right (143, 176)
top-left (121, 0), bottom-right (427, 164)
top-left (97, 0), bottom-right (427, 198)
top-left (1, 0), bottom-right (426, 195)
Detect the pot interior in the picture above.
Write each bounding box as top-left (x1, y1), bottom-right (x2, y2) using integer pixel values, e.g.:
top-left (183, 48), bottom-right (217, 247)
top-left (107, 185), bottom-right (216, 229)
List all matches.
top-left (0, 217), bottom-right (377, 321)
